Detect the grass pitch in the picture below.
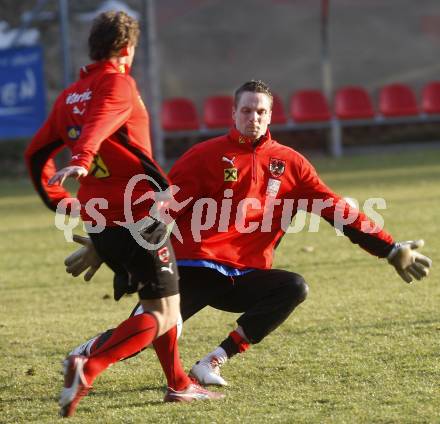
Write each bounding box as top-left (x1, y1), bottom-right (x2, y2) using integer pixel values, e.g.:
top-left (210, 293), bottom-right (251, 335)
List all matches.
top-left (0, 149), bottom-right (439, 423)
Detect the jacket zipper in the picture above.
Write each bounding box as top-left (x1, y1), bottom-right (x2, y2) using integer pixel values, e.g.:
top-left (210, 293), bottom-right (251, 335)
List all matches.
top-left (252, 148), bottom-right (257, 183)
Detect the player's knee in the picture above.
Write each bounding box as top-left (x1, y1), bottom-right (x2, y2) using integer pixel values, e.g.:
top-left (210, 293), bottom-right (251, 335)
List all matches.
top-left (285, 273), bottom-right (308, 305)
top-left (296, 275), bottom-right (309, 303)
top-left (141, 294), bottom-right (181, 336)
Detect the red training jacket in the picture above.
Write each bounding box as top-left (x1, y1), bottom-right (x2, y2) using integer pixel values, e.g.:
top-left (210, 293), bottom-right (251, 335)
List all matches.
top-left (25, 61), bottom-right (168, 225)
top-left (169, 127), bottom-right (394, 269)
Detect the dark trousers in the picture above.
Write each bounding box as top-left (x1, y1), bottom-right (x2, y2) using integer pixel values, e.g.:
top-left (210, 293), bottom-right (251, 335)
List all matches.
top-left (178, 267), bottom-right (308, 344)
top-left (96, 265), bottom-right (309, 356)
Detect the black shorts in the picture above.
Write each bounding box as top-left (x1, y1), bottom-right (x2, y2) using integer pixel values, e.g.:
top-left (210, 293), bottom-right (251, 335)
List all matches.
top-left (89, 222), bottom-right (179, 301)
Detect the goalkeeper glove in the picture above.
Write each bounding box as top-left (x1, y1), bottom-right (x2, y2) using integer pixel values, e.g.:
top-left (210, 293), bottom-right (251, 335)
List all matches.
top-left (387, 240), bottom-right (432, 283)
top-left (64, 235), bottom-right (103, 281)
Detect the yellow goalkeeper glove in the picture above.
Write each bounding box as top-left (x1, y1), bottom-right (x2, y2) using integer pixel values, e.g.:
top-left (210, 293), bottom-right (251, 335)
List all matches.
top-left (387, 240), bottom-right (432, 283)
top-left (64, 235), bottom-right (103, 282)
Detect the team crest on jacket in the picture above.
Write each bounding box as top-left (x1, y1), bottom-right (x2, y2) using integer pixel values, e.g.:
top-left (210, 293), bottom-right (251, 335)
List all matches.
top-left (67, 126), bottom-right (81, 141)
top-left (158, 246), bottom-right (170, 263)
top-left (269, 158), bottom-right (286, 178)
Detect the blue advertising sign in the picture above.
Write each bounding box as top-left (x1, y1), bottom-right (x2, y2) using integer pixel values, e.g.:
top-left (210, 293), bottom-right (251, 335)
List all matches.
top-left (0, 46), bottom-right (46, 139)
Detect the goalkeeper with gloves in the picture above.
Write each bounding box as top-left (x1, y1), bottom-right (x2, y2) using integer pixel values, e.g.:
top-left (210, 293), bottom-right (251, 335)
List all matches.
top-left (62, 80), bottom-right (432, 388)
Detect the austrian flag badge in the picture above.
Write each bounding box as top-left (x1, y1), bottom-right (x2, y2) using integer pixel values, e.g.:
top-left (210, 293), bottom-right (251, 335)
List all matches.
top-left (158, 247), bottom-right (170, 263)
top-left (269, 158), bottom-right (286, 178)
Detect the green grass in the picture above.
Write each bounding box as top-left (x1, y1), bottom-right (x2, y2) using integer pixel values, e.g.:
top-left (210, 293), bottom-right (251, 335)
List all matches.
top-left (1, 149), bottom-right (439, 423)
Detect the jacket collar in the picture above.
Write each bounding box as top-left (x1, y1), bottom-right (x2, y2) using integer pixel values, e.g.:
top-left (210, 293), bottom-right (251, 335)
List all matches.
top-left (227, 127), bottom-right (272, 151)
top-left (79, 61), bottom-right (130, 79)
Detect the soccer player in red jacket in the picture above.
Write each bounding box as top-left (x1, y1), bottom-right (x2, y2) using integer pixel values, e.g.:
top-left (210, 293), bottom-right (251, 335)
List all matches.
top-left (25, 11), bottom-right (223, 417)
top-left (60, 80), bottom-right (431, 388)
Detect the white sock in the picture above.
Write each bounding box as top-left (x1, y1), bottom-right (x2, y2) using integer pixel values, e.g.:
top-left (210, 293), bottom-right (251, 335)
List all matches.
top-left (69, 334), bottom-right (99, 357)
top-left (200, 346), bottom-right (228, 366)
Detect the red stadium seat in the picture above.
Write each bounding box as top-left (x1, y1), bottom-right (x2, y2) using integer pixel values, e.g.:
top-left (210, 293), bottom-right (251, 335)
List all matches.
top-left (290, 89), bottom-right (331, 123)
top-left (379, 83), bottom-right (419, 117)
top-left (334, 86), bottom-right (375, 120)
top-left (422, 81), bottom-right (440, 114)
top-left (161, 98), bottom-right (199, 131)
top-left (203, 95), bottom-right (234, 128)
top-left (271, 94), bottom-right (287, 124)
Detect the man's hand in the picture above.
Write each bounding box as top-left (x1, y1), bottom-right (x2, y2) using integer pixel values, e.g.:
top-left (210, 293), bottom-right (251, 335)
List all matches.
top-left (65, 235), bottom-right (103, 282)
top-left (388, 240), bottom-right (432, 283)
top-left (48, 166), bottom-right (88, 186)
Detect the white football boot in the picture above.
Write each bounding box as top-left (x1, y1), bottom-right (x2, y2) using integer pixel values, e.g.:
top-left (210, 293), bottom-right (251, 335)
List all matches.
top-left (164, 382), bottom-right (225, 402)
top-left (59, 355), bottom-right (92, 417)
top-left (190, 356), bottom-right (228, 386)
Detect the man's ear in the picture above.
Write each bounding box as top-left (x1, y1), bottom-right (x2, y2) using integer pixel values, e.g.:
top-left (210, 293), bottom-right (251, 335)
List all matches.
top-left (119, 45), bottom-right (130, 57)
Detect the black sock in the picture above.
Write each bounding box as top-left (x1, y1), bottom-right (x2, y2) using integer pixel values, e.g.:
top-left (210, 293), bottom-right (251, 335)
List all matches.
top-left (219, 336), bottom-right (240, 358)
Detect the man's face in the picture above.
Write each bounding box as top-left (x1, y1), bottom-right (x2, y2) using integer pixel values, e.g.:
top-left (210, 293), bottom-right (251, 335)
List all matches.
top-left (233, 91), bottom-right (272, 141)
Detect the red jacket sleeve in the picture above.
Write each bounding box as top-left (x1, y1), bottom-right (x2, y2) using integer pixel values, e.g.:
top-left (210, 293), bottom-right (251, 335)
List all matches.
top-left (25, 99), bottom-right (72, 212)
top-left (294, 155), bottom-right (394, 258)
top-left (69, 74), bottom-right (133, 170)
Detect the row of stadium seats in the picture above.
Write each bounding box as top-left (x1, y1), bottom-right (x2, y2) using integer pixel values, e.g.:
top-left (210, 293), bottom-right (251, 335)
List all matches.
top-left (161, 81), bottom-right (440, 132)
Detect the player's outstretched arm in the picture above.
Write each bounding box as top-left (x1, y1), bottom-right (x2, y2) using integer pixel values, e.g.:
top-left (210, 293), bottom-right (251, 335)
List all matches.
top-left (387, 239), bottom-right (432, 283)
top-left (65, 235), bottom-right (103, 281)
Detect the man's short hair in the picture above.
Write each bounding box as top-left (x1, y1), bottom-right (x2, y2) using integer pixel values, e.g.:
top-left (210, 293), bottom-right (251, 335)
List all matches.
top-left (88, 11), bottom-right (140, 61)
top-left (234, 80), bottom-right (273, 109)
